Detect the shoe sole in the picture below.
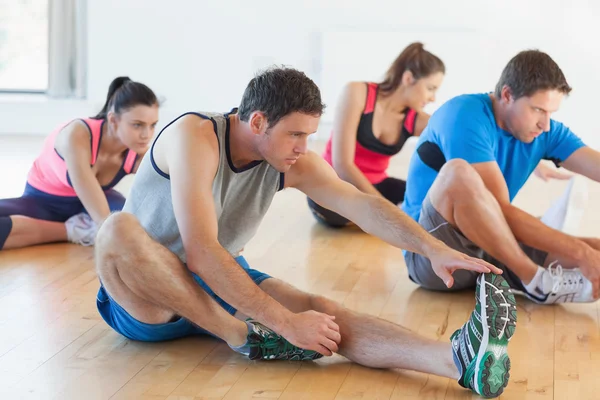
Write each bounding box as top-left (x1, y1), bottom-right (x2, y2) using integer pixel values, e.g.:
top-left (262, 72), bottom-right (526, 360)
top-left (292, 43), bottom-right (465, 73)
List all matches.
top-left (474, 273), bottom-right (517, 398)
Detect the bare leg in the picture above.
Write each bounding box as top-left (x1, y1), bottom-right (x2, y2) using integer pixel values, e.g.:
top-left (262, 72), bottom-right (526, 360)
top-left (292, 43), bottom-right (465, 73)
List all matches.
top-left (2, 216), bottom-right (68, 250)
top-left (429, 159), bottom-right (538, 283)
top-left (94, 212), bottom-right (248, 346)
top-left (250, 279), bottom-right (459, 379)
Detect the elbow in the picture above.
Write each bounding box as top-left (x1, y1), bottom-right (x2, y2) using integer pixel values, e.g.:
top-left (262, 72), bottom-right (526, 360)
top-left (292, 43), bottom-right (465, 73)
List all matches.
top-left (331, 160), bottom-right (352, 181)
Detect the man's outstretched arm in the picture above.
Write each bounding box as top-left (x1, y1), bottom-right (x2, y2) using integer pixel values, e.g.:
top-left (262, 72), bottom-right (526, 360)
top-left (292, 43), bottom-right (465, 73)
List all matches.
top-left (286, 151), bottom-right (501, 288)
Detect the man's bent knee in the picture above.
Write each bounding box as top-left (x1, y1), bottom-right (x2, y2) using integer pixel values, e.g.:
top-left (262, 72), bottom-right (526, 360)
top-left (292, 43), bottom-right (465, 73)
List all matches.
top-left (430, 159), bottom-right (488, 207)
top-left (96, 212), bottom-right (142, 250)
top-left (438, 159), bottom-right (483, 190)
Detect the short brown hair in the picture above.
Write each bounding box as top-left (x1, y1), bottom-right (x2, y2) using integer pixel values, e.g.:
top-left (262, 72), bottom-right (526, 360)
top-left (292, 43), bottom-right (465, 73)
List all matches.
top-left (494, 50), bottom-right (572, 99)
top-left (379, 42), bottom-right (445, 95)
top-left (238, 66), bottom-right (325, 127)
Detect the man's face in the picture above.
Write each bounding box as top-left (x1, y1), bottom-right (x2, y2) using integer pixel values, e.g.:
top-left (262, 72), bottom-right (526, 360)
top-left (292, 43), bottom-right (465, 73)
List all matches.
top-left (256, 112), bottom-right (320, 172)
top-left (504, 88), bottom-right (564, 143)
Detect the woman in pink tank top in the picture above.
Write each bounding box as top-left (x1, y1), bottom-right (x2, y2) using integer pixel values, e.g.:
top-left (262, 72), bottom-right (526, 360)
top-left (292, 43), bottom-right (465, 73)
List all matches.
top-left (0, 76), bottom-right (160, 250)
top-left (308, 43), bottom-right (446, 227)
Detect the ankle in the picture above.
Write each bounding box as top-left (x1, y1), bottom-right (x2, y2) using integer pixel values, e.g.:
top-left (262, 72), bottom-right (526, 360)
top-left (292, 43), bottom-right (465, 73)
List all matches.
top-left (226, 320), bottom-right (250, 348)
top-left (516, 263), bottom-right (540, 285)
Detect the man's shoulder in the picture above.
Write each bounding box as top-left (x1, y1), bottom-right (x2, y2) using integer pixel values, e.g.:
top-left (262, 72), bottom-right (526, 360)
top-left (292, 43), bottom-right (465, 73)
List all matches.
top-left (427, 93), bottom-right (495, 142)
top-left (434, 93), bottom-right (492, 120)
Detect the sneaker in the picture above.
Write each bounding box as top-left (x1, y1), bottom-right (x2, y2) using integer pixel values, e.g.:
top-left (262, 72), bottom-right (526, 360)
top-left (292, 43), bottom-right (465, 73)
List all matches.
top-left (245, 320), bottom-right (323, 361)
top-left (65, 213), bottom-right (97, 246)
top-left (513, 261), bottom-right (594, 304)
top-left (451, 273), bottom-right (517, 398)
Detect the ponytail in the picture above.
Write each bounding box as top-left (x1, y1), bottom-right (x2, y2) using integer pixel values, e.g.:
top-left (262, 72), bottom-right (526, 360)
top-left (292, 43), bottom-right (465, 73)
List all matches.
top-left (379, 42), bottom-right (445, 94)
top-left (91, 76), bottom-right (158, 119)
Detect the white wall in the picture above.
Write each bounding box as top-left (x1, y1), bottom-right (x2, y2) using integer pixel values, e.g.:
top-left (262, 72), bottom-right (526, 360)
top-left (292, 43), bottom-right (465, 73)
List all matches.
top-left (1, 0), bottom-right (599, 147)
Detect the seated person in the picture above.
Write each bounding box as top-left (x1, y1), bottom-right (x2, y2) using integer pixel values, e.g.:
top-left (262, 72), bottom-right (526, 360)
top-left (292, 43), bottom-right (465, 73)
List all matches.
top-left (0, 76), bottom-right (159, 250)
top-left (94, 66), bottom-right (515, 399)
top-left (402, 49), bottom-right (600, 305)
top-left (308, 42), bottom-right (444, 227)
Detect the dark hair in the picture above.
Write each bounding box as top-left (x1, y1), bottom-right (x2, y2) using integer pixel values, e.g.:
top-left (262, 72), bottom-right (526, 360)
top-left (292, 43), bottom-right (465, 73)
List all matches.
top-left (494, 50), bottom-right (572, 99)
top-left (379, 42), bottom-right (445, 94)
top-left (91, 76), bottom-right (158, 119)
top-left (237, 66), bottom-right (325, 128)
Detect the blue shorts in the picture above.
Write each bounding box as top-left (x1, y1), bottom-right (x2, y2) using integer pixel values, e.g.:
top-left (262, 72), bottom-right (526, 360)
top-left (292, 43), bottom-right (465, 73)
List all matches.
top-left (0, 183), bottom-right (126, 249)
top-left (96, 255), bottom-right (271, 342)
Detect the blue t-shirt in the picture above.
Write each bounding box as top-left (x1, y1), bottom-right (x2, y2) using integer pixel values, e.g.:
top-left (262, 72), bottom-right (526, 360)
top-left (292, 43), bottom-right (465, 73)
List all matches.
top-left (402, 93), bottom-right (586, 221)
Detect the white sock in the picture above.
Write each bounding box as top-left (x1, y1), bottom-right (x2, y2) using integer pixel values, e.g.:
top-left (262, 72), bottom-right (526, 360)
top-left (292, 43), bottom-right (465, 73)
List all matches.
top-left (523, 266), bottom-right (556, 298)
top-left (523, 266), bottom-right (547, 294)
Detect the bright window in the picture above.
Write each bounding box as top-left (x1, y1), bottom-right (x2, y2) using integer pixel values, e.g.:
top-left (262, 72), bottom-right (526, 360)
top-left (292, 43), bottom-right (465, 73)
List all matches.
top-left (0, 0), bottom-right (49, 92)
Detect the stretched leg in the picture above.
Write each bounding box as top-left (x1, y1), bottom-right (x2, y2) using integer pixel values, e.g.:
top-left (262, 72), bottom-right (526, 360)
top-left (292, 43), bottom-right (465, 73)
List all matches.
top-left (94, 212), bottom-right (248, 346)
top-left (254, 273), bottom-right (516, 398)
top-left (1, 216), bottom-right (68, 250)
top-left (0, 195), bottom-right (69, 250)
top-left (429, 159), bottom-right (538, 283)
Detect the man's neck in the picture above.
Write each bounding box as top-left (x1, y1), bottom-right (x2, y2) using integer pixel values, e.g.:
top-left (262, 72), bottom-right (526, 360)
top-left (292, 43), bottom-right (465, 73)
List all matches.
top-left (228, 114), bottom-right (262, 168)
top-left (490, 93), bottom-right (509, 132)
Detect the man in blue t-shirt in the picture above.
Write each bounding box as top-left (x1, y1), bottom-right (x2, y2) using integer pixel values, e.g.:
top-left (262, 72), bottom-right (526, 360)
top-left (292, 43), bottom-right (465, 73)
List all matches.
top-left (402, 49), bottom-right (600, 305)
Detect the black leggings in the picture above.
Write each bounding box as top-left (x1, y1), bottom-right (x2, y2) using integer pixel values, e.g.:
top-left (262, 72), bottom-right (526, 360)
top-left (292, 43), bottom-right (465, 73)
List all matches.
top-left (307, 177), bottom-right (406, 228)
top-left (0, 183), bottom-right (126, 250)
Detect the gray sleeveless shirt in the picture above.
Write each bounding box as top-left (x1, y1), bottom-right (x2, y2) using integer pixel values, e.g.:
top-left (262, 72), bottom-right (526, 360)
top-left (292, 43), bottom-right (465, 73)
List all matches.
top-left (122, 111), bottom-right (283, 263)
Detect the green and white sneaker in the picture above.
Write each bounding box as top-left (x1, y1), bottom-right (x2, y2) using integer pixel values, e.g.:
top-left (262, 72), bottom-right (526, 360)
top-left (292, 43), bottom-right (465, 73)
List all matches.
top-left (245, 319), bottom-right (323, 361)
top-left (450, 273), bottom-right (517, 398)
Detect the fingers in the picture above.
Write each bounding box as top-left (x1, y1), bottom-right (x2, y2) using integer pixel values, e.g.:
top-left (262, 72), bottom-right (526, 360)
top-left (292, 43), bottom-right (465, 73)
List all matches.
top-left (436, 267), bottom-right (454, 288)
top-left (316, 344), bottom-right (333, 356)
top-left (326, 318), bottom-right (340, 333)
top-left (326, 328), bottom-right (342, 345)
top-left (452, 259), bottom-right (493, 274)
top-left (321, 337), bottom-right (339, 353)
top-left (472, 258), bottom-right (503, 274)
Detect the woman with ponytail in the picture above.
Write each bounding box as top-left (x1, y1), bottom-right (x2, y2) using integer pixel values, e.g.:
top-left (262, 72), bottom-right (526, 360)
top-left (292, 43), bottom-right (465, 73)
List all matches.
top-left (308, 42), bottom-right (445, 227)
top-left (0, 76), bottom-right (159, 250)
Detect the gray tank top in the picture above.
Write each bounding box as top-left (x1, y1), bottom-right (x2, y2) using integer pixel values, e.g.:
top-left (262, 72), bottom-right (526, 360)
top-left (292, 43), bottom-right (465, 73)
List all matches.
top-left (123, 110), bottom-right (283, 264)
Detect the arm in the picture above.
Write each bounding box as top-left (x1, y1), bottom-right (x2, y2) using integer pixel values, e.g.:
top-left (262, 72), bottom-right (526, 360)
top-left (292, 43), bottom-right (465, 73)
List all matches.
top-left (471, 161), bottom-right (591, 263)
top-left (412, 112), bottom-right (430, 137)
top-left (166, 116), bottom-right (293, 329)
top-left (533, 160), bottom-right (573, 181)
top-left (286, 151), bottom-right (499, 287)
top-left (55, 121), bottom-right (111, 224)
top-left (330, 82), bottom-right (382, 197)
top-left (162, 116), bottom-right (339, 353)
top-left (561, 146), bottom-right (600, 182)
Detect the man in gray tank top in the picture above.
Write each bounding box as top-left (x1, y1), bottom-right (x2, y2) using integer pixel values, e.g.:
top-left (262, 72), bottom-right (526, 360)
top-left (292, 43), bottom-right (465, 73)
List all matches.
top-left (93, 67), bottom-right (516, 398)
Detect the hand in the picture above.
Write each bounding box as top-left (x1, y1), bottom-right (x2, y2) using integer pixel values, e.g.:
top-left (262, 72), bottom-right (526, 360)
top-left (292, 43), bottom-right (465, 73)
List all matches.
top-left (534, 162), bottom-right (573, 182)
top-left (578, 247), bottom-right (600, 299)
top-left (281, 310), bottom-right (341, 356)
top-left (427, 245), bottom-right (503, 289)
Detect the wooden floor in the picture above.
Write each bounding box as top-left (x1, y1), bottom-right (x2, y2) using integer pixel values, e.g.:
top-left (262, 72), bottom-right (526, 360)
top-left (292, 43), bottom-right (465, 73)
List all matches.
top-left (1, 136), bottom-right (600, 399)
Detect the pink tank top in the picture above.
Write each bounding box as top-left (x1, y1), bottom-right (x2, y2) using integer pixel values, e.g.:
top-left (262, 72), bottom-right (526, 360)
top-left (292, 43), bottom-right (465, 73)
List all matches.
top-left (27, 118), bottom-right (139, 197)
top-left (322, 82), bottom-right (417, 184)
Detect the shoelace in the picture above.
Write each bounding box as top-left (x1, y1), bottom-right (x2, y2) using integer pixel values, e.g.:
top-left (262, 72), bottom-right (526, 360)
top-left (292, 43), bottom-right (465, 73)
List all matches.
top-left (249, 321), bottom-right (299, 357)
top-left (547, 261), bottom-right (584, 295)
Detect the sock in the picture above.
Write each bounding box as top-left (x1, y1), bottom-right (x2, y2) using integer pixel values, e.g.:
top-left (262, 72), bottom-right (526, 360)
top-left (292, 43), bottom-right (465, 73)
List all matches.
top-left (228, 321), bottom-right (253, 356)
top-left (523, 266), bottom-right (549, 297)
